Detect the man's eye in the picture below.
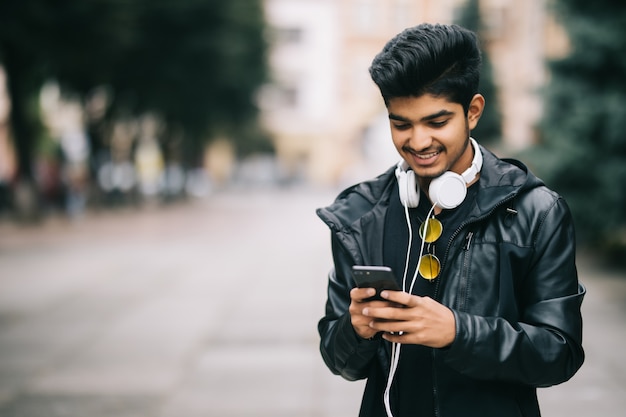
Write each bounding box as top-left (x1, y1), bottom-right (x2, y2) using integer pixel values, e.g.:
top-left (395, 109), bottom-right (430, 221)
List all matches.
top-left (430, 120), bottom-right (448, 128)
top-left (392, 123), bottom-right (411, 131)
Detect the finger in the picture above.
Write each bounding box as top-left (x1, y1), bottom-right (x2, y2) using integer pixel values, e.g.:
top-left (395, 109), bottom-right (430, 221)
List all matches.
top-left (362, 305), bottom-right (406, 321)
top-left (368, 319), bottom-right (408, 334)
top-left (382, 331), bottom-right (407, 343)
top-left (351, 287), bottom-right (376, 302)
top-left (380, 290), bottom-right (419, 307)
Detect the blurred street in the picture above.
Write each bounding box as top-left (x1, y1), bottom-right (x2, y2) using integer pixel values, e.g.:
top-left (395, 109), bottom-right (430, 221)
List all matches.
top-left (0, 187), bottom-right (624, 417)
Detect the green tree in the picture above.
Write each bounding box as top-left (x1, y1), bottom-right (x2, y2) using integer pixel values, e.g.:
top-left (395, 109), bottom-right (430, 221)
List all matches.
top-left (0, 0), bottom-right (270, 216)
top-left (455, 0), bottom-right (502, 145)
top-left (0, 0), bottom-right (133, 181)
top-left (101, 0), bottom-right (270, 163)
top-left (530, 0), bottom-right (626, 256)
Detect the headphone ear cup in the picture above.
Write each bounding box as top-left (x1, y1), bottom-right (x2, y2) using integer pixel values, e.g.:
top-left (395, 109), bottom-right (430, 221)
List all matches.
top-left (397, 169), bottom-right (420, 208)
top-left (429, 172), bottom-right (467, 209)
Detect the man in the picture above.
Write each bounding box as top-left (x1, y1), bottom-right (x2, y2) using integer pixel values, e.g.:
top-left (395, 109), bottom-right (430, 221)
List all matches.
top-left (316, 23), bottom-right (584, 417)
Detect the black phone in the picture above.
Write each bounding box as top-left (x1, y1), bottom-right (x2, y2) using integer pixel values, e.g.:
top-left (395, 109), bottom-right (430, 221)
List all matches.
top-left (351, 265), bottom-right (401, 301)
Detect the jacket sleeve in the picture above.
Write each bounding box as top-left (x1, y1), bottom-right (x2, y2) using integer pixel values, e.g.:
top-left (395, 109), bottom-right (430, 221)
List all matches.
top-left (443, 196), bottom-right (585, 387)
top-left (318, 234), bottom-right (380, 381)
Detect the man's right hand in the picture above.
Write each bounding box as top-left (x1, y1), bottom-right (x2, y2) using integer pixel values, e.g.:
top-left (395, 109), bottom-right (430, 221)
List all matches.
top-left (349, 287), bottom-right (398, 340)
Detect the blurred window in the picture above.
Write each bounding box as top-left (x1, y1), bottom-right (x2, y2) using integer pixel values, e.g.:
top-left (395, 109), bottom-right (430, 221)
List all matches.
top-left (353, 0), bottom-right (377, 34)
top-left (392, 0), bottom-right (413, 30)
top-left (258, 83), bottom-right (298, 110)
top-left (274, 26), bottom-right (303, 45)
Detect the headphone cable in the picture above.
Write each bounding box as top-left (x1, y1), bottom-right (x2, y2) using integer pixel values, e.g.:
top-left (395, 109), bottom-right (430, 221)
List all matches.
top-left (383, 201), bottom-right (437, 417)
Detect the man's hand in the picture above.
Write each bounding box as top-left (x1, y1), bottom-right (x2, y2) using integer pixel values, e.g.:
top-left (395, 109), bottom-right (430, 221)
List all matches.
top-left (361, 290), bottom-right (456, 348)
top-left (349, 287), bottom-right (398, 340)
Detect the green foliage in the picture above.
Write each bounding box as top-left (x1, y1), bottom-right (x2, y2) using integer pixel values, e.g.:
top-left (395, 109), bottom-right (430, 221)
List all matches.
top-left (530, 0), bottom-right (626, 249)
top-left (0, 0), bottom-right (271, 176)
top-left (454, 0), bottom-right (502, 144)
top-left (111, 0), bottom-right (269, 150)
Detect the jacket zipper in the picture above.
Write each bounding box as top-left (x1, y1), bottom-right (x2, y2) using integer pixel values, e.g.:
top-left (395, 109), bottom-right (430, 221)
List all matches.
top-left (463, 231), bottom-right (474, 251)
top-left (432, 348), bottom-right (440, 417)
top-left (432, 196), bottom-right (516, 417)
top-left (434, 195), bottom-right (516, 300)
top-left (456, 231), bottom-right (474, 311)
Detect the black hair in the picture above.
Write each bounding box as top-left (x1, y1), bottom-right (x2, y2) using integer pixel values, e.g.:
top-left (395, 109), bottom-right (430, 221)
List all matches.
top-left (369, 23), bottom-right (482, 113)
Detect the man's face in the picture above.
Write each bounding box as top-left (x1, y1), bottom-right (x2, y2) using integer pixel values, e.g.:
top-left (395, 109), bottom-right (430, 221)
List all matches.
top-left (387, 94), bottom-right (482, 183)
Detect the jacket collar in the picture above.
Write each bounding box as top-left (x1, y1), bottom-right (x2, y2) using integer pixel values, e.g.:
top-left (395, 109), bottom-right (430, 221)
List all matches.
top-left (317, 144), bottom-right (543, 232)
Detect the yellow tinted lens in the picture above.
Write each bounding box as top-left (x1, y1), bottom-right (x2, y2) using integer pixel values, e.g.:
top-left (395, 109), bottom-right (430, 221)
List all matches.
top-left (419, 218), bottom-right (443, 243)
top-left (419, 254), bottom-right (441, 280)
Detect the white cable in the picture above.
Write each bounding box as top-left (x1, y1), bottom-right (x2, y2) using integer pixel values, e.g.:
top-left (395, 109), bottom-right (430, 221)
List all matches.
top-left (384, 341), bottom-right (402, 416)
top-left (401, 203), bottom-right (413, 293)
top-left (383, 202), bottom-right (437, 417)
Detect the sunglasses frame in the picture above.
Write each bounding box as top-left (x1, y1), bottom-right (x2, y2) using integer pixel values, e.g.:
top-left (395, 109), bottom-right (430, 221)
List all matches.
top-left (418, 217), bottom-right (443, 280)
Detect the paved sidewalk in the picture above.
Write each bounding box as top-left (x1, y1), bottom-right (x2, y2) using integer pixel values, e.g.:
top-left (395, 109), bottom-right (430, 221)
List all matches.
top-left (0, 187), bottom-right (624, 416)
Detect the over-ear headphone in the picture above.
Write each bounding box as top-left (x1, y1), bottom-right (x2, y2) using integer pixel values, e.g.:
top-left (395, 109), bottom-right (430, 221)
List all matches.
top-left (395, 138), bottom-right (482, 209)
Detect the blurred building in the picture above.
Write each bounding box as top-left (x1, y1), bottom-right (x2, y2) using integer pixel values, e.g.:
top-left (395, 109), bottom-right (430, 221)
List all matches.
top-left (260, 0), bottom-right (568, 186)
top-left (479, 0), bottom-right (569, 149)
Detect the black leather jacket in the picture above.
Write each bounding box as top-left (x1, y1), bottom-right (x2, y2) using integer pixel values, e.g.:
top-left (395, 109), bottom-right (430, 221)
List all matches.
top-left (316, 146), bottom-right (585, 417)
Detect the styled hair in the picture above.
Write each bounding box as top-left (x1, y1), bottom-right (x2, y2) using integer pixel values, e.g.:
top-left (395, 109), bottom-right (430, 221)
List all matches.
top-left (369, 23), bottom-right (482, 113)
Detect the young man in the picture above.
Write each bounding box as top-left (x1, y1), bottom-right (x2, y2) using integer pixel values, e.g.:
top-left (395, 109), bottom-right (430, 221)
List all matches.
top-left (316, 23), bottom-right (584, 417)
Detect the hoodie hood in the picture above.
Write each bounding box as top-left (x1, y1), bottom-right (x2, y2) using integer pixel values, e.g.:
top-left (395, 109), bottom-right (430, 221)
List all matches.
top-left (317, 145), bottom-right (544, 235)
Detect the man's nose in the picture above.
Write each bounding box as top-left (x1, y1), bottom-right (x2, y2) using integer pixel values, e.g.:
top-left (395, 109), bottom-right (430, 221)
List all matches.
top-left (408, 126), bottom-right (433, 150)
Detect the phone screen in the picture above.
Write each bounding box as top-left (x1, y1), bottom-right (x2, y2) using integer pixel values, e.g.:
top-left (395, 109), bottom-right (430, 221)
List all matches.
top-left (351, 265), bottom-right (401, 300)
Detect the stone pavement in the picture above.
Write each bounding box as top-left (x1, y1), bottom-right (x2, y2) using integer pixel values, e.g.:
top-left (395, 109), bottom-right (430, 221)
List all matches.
top-left (0, 187), bottom-right (624, 417)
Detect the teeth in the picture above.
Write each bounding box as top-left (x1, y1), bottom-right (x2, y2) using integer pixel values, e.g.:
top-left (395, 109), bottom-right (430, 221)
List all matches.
top-left (416, 151), bottom-right (438, 159)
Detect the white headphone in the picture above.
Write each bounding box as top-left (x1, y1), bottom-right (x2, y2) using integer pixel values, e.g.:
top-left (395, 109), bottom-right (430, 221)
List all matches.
top-left (395, 138), bottom-right (482, 209)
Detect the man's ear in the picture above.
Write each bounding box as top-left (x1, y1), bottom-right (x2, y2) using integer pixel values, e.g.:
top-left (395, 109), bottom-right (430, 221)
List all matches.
top-left (467, 94), bottom-right (485, 130)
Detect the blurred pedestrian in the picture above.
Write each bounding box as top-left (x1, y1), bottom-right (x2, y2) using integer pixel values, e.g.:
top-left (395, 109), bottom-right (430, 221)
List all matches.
top-left (60, 129), bottom-right (90, 217)
top-left (316, 23), bottom-right (584, 417)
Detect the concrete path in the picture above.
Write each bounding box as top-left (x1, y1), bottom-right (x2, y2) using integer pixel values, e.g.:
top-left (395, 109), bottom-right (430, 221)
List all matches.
top-left (0, 187), bottom-right (623, 416)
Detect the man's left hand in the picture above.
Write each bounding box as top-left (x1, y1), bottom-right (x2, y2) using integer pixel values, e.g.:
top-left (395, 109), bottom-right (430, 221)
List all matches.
top-left (362, 290), bottom-right (456, 348)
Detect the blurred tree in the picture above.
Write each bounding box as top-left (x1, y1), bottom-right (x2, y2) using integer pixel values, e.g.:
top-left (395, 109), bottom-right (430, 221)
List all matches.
top-left (0, 0), bottom-right (269, 217)
top-left (100, 0), bottom-right (271, 163)
top-left (528, 0), bottom-right (626, 258)
top-left (455, 0), bottom-right (502, 145)
top-left (0, 0), bottom-right (137, 216)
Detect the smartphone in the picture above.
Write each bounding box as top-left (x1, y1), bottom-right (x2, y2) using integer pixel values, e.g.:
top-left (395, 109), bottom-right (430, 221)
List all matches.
top-left (351, 265), bottom-right (401, 301)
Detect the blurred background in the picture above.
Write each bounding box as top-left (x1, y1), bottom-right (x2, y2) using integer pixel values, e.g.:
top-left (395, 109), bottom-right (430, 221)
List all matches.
top-left (1, 0), bottom-right (625, 416)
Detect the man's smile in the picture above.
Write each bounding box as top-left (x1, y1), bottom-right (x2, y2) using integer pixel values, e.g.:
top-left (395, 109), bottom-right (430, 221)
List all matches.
top-left (403, 146), bottom-right (443, 166)
top-left (415, 150), bottom-right (440, 159)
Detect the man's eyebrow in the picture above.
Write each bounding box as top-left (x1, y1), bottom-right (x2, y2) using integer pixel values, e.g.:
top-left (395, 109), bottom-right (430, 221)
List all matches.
top-left (422, 109), bottom-right (455, 121)
top-left (388, 113), bottom-right (411, 122)
top-left (388, 109), bottom-right (455, 123)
